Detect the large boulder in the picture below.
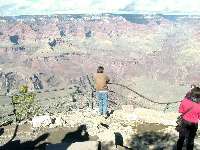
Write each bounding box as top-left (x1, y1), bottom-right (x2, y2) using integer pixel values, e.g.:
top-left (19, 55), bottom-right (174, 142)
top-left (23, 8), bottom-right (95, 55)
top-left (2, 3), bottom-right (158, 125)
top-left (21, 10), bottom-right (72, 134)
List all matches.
top-left (31, 115), bottom-right (51, 128)
top-left (68, 141), bottom-right (99, 150)
top-left (46, 141), bottom-right (99, 150)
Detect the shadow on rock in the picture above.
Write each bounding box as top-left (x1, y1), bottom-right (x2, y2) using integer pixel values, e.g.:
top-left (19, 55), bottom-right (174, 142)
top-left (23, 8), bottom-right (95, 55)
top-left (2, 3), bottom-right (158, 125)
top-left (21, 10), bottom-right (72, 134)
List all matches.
top-left (0, 128), bottom-right (4, 136)
top-left (46, 124), bottom-right (91, 150)
top-left (61, 124), bottom-right (89, 148)
top-left (130, 131), bottom-right (177, 150)
top-left (114, 132), bottom-right (123, 148)
top-left (0, 132), bottom-right (50, 150)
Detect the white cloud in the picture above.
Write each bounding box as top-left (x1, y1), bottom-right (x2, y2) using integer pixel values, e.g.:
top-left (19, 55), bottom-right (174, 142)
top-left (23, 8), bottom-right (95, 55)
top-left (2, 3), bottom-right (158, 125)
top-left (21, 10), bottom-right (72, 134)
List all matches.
top-left (0, 0), bottom-right (200, 16)
top-left (125, 0), bottom-right (200, 13)
top-left (0, 0), bottom-right (131, 15)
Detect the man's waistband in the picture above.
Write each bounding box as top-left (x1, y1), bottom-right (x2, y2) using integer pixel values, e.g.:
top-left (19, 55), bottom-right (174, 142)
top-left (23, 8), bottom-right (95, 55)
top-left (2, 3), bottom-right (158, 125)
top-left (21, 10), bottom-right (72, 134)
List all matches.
top-left (96, 90), bottom-right (108, 93)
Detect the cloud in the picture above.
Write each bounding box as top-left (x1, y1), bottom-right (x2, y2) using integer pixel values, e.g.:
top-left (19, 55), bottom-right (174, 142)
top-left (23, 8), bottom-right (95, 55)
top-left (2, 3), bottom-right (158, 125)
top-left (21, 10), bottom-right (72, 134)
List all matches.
top-left (0, 0), bottom-right (127, 15)
top-left (0, 0), bottom-right (200, 16)
top-left (122, 0), bottom-right (200, 13)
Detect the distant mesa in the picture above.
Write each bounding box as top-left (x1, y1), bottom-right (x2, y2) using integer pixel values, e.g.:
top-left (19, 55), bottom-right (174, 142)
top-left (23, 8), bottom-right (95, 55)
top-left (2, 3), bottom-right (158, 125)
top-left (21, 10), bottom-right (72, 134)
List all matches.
top-left (114, 14), bottom-right (149, 24)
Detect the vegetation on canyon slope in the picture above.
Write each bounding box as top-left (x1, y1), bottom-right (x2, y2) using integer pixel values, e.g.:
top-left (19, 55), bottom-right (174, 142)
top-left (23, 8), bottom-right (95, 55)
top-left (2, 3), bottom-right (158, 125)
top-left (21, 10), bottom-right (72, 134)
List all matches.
top-left (11, 85), bottom-right (40, 122)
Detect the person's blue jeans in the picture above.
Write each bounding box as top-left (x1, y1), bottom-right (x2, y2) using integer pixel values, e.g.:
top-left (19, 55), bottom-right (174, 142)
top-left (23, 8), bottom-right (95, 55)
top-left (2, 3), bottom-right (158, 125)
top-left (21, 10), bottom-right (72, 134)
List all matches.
top-left (96, 91), bottom-right (108, 115)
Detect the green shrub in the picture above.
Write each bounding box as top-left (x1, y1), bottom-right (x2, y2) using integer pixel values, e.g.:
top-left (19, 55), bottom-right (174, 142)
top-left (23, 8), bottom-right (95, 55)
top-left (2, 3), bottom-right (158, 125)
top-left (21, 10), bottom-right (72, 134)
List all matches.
top-left (12, 85), bottom-right (40, 122)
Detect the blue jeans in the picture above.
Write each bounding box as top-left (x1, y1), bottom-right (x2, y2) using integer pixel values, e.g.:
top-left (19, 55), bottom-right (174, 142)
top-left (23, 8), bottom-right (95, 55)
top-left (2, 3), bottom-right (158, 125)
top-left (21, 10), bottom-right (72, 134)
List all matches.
top-left (96, 91), bottom-right (108, 115)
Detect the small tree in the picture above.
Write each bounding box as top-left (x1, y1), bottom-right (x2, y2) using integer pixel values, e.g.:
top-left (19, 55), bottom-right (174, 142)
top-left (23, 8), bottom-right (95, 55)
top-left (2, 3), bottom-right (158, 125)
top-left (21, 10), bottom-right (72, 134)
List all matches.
top-left (12, 85), bottom-right (40, 122)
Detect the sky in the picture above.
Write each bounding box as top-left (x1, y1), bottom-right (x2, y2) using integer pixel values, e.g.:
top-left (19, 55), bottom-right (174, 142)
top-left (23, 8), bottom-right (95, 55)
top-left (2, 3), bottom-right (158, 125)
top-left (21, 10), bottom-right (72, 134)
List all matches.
top-left (0, 0), bottom-right (200, 16)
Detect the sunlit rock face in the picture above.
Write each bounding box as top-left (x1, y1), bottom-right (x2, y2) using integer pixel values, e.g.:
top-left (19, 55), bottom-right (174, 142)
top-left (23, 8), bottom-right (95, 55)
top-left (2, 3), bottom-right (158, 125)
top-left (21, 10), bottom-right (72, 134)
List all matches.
top-left (0, 14), bottom-right (200, 92)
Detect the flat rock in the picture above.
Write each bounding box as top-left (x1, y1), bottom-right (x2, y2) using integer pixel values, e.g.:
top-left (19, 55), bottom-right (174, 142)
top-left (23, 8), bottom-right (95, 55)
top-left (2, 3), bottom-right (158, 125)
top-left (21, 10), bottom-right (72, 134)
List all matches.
top-left (31, 115), bottom-right (51, 128)
top-left (46, 143), bottom-right (68, 150)
top-left (46, 141), bottom-right (99, 150)
top-left (68, 141), bottom-right (99, 150)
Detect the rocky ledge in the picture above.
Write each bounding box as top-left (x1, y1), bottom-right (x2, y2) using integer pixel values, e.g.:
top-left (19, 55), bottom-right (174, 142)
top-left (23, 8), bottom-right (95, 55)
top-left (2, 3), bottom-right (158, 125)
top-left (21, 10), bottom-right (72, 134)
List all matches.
top-left (1, 106), bottom-right (200, 149)
top-left (2, 106), bottom-right (200, 150)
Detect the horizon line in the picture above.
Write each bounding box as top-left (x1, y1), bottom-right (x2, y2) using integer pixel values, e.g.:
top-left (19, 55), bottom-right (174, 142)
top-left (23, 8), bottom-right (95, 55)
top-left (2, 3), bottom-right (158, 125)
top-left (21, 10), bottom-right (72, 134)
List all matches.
top-left (1, 11), bottom-right (200, 17)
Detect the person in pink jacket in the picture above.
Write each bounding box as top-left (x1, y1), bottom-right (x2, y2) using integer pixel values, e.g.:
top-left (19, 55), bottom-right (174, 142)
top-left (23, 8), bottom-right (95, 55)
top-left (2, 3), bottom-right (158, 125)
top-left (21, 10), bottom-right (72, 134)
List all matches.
top-left (176, 87), bottom-right (200, 150)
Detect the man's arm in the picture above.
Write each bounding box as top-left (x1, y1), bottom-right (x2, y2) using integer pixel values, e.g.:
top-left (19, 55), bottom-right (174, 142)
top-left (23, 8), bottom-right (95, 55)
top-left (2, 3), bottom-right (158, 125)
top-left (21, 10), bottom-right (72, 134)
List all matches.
top-left (106, 75), bottom-right (110, 84)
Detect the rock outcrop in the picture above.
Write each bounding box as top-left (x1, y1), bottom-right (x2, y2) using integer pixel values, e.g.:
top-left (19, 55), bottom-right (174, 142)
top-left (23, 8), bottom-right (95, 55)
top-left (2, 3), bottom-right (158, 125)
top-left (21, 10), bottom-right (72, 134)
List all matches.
top-left (29, 107), bottom-right (180, 148)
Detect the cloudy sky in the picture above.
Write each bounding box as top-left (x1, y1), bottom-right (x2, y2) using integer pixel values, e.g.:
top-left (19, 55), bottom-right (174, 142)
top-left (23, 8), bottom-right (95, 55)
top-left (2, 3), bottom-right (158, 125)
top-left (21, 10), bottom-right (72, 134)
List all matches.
top-left (0, 0), bottom-right (200, 16)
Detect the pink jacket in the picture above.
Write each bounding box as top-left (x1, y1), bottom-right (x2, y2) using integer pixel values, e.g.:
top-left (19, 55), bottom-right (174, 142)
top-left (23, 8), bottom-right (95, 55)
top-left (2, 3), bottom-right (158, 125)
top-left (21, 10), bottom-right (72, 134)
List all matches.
top-left (179, 98), bottom-right (200, 123)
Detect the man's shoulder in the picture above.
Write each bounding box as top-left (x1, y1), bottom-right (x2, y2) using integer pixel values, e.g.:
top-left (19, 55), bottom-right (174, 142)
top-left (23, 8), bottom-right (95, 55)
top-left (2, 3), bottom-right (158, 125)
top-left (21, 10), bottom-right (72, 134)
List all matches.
top-left (93, 73), bottom-right (100, 79)
top-left (94, 73), bottom-right (109, 77)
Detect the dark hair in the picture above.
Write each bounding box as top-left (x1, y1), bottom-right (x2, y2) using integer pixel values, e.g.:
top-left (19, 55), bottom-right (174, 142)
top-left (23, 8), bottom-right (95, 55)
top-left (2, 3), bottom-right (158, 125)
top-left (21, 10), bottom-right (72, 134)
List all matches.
top-left (191, 87), bottom-right (200, 98)
top-left (189, 87), bottom-right (200, 103)
top-left (97, 66), bottom-right (104, 73)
